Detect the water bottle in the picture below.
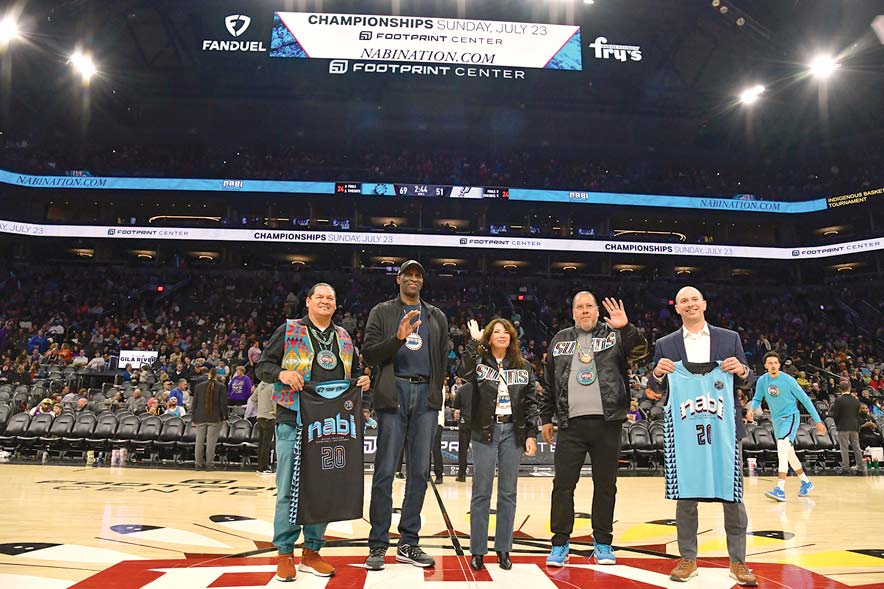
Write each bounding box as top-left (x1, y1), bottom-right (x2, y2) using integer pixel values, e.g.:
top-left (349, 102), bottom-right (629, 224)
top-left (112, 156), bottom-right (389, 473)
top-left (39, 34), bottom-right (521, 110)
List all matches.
top-left (96, 451), bottom-right (105, 466)
top-left (41, 450), bottom-right (49, 464)
top-left (747, 457), bottom-right (757, 476)
top-left (111, 448), bottom-right (120, 466)
top-left (120, 447), bottom-right (128, 466)
top-left (86, 450), bottom-right (95, 465)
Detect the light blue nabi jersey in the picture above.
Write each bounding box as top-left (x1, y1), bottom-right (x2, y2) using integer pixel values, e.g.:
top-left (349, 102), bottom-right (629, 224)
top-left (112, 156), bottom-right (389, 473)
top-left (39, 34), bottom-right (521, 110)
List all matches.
top-left (664, 361), bottom-right (742, 502)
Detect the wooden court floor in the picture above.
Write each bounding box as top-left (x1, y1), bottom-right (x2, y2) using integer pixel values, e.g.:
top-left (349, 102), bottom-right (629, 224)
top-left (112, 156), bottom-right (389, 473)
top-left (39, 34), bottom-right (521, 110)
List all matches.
top-left (1, 464), bottom-right (883, 589)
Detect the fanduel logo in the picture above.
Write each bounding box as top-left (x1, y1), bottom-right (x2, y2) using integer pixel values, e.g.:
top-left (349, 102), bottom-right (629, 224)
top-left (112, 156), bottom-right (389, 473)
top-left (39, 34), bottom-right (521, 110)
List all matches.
top-left (307, 413), bottom-right (358, 442)
top-left (203, 15), bottom-right (266, 53)
top-left (225, 14), bottom-right (251, 37)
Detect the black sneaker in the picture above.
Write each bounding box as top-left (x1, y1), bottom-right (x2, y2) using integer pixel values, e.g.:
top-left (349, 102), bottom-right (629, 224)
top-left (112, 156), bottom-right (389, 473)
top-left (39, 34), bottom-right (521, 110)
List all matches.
top-left (396, 544), bottom-right (435, 567)
top-left (364, 546), bottom-right (386, 570)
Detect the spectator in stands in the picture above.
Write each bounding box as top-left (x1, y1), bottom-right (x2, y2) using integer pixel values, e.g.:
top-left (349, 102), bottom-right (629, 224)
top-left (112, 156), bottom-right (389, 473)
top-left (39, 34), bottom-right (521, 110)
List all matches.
top-left (168, 379), bottom-right (187, 407)
top-left (146, 397), bottom-right (162, 416)
top-left (11, 364), bottom-right (32, 386)
top-left (27, 330), bottom-right (47, 354)
top-left (830, 380), bottom-right (865, 475)
top-left (122, 364), bottom-right (134, 382)
top-left (52, 403), bottom-right (63, 417)
top-left (128, 388), bottom-right (147, 413)
top-left (165, 396), bottom-right (186, 417)
top-left (29, 398), bottom-right (52, 416)
top-left (859, 404), bottom-right (884, 449)
top-left (192, 368), bottom-right (227, 471)
top-left (869, 370), bottom-right (883, 391)
top-left (109, 391), bottom-right (126, 411)
top-left (71, 350), bottom-right (88, 369)
top-left (74, 397), bottom-right (91, 415)
top-left (627, 399), bottom-right (643, 422)
top-left (61, 385), bottom-right (76, 404)
top-left (216, 359), bottom-right (229, 380)
top-left (227, 365), bottom-right (253, 406)
top-left (363, 407), bottom-right (378, 430)
top-left (86, 353), bottom-right (106, 371)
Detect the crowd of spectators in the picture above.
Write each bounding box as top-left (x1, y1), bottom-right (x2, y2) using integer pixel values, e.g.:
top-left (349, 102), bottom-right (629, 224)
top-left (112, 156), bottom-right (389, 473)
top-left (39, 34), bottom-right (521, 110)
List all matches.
top-left (3, 138), bottom-right (881, 202)
top-left (1, 263), bottom-right (882, 434)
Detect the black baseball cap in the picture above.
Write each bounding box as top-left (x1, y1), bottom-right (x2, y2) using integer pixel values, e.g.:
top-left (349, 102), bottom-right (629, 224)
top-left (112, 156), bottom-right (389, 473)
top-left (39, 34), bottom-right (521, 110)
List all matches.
top-left (398, 260), bottom-right (424, 276)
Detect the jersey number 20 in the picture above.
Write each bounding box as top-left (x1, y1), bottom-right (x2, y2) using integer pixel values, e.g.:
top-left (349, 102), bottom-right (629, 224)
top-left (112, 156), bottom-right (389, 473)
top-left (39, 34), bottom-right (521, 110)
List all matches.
top-left (696, 424), bottom-right (713, 446)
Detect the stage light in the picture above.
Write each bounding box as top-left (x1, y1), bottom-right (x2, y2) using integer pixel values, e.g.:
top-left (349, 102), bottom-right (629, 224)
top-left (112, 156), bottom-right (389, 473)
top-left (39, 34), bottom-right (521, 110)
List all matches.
top-left (70, 50), bottom-right (97, 81)
top-left (739, 84), bottom-right (765, 105)
top-left (0, 15), bottom-right (20, 44)
top-left (808, 54), bottom-right (839, 79)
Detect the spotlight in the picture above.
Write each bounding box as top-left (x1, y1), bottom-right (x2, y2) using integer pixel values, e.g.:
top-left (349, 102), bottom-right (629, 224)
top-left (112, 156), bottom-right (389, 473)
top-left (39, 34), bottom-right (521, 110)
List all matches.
top-left (808, 54), bottom-right (839, 79)
top-left (0, 15), bottom-right (20, 43)
top-left (70, 50), bottom-right (97, 81)
top-left (736, 17), bottom-right (745, 26)
top-left (739, 84), bottom-right (765, 104)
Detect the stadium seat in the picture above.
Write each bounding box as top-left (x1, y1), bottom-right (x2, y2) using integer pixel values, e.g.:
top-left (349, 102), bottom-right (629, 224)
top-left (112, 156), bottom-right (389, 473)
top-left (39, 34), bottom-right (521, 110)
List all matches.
top-left (0, 404), bottom-right (12, 433)
top-left (17, 413), bottom-right (54, 458)
top-left (61, 412), bottom-right (98, 459)
top-left (648, 405), bottom-right (664, 421)
top-left (131, 415), bottom-right (163, 463)
top-left (177, 420), bottom-right (196, 461)
top-left (619, 424), bottom-right (633, 469)
top-left (222, 418), bottom-right (254, 465)
top-left (0, 413), bottom-right (31, 455)
top-left (39, 412), bottom-right (76, 458)
top-left (794, 424), bottom-right (823, 472)
top-left (85, 413), bottom-right (120, 452)
top-left (154, 417), bottom-right (185, 462)
top-left (629, 423), bottom-right (656, 470)
top-left (746, 427), bottom-right (777, 472)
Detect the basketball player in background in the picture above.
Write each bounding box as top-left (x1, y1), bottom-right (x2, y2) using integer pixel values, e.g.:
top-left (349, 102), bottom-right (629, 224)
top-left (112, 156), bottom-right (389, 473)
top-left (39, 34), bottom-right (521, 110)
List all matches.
top-left (650, 286), bottom-right (757, 586)
top-left (747, 351), bottom-right (827, 501)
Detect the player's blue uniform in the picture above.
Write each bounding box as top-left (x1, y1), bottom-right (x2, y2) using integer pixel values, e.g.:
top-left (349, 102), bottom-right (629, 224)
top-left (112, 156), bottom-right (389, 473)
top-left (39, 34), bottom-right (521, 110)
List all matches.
top-left (664, 361), bottom-right (742, 502)
top-left (751, 372), bottom-right (821, 441)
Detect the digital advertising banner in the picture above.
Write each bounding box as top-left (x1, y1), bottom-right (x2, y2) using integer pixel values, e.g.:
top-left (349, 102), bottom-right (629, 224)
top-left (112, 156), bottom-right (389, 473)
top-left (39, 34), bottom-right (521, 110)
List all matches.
top-left (269, 12), bottom-right (583, 70)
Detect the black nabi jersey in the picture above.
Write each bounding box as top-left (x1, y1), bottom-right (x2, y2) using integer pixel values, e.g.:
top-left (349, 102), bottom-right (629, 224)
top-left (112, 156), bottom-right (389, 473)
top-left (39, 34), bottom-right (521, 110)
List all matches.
top-left (297, 379), bottom-right (364, 525)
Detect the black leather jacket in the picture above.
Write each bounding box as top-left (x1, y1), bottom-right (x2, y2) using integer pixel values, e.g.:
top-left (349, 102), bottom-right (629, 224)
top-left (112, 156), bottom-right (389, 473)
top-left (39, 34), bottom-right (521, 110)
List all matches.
top-left (540, 322), bottom-right (648, 429)
top-left (457, 340), bottom-right (539, 446)
top-left (362, 297), bottom-right (449, 412)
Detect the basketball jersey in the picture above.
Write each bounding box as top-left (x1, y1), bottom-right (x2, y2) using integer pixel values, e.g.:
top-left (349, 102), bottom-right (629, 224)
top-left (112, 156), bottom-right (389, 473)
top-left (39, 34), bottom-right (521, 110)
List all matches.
top-left (295, 379), bottom-right (364, 525)
top-left (663, 361), bottom-right (742, 502)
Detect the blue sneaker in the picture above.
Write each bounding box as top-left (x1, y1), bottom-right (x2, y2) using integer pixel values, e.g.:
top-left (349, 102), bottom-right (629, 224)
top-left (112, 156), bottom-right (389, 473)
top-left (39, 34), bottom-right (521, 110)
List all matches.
top-left (594, 543), bottom-right (616, 565)
top-left (765, 486), bottom-right (786, 502)
top-left (546, 542), bottom-right (569, 567)
top-left (798, 480), bottom-right (814, 497)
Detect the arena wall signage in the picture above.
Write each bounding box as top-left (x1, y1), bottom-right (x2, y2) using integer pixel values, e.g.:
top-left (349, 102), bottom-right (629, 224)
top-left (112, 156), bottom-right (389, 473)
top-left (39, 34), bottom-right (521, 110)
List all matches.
top-left (0, 169), bottom-right (840, 214)
top-left (269, 12), bottom-right (583, 71)
top-left (0, 218), bottom-right (880, 261)
top-left (119, 350), bottom-right (159, 368)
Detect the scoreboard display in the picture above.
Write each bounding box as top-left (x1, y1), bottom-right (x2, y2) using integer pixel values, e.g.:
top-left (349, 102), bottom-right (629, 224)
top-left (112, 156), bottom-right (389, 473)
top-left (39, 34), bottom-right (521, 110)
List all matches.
top-left (359, 183), bottom-right (509, 198)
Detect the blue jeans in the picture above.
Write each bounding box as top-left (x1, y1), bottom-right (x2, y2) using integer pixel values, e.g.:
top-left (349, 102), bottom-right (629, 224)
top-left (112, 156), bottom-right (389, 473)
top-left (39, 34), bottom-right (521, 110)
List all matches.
top-left (369, 380), bottom-right (437, 548)
top-left (470, 422), bottom-right (522, 554)
top-left (273, 422), bottom-right (328, 554)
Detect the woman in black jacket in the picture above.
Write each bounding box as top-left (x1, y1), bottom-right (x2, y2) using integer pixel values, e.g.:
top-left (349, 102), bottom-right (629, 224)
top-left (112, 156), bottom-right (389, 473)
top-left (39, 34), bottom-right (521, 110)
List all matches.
top-left (192, 368), bottom-right (228, 471)
top-left (458, 318), bottom-right (538, 572)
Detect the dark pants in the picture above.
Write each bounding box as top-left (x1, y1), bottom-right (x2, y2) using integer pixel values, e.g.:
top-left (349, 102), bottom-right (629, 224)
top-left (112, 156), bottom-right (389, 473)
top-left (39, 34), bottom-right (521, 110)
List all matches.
top-left (551, 416), bottom-right (622, 546)
top-left (256, 417), bottom-right (274, 471)
top-left (457, 427), bottom-right (471, 477)
top-left (369, 380), bottom-right (438, 548)
top-left (431, 424), bottom-right (444, 479)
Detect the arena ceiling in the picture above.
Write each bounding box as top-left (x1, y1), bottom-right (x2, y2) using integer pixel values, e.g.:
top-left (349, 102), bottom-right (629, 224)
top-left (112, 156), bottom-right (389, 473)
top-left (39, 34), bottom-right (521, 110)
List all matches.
top-left (2, 0), bottom-right (883, 160)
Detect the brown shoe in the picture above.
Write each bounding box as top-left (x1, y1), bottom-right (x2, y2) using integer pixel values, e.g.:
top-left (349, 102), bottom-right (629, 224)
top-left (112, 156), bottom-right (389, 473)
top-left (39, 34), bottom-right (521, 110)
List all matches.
top-left (276, 553), bottom-right (296, 582)
top-left (669, 558), bottom-right (698, 582)
top-left (300, 548), bottom-right (336, 577)
top-left (729, 561), bottom-right (758, 586)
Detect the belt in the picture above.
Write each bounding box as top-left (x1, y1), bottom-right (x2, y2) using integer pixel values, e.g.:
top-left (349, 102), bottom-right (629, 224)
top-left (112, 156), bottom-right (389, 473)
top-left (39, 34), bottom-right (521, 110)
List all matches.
top-left (495, 414), bottom-right (513, 424)
top-left (396, 375), bottom-right (430, 384)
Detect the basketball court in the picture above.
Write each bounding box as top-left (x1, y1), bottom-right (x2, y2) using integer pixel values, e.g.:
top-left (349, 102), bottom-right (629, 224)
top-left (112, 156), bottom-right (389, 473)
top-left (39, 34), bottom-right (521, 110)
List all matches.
top-left (2, 464), bottom-right (883, 588)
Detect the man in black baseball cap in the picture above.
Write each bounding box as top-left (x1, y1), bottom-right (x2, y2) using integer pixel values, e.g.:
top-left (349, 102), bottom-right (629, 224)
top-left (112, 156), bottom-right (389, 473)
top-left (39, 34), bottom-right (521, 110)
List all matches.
top-left (362, 258), bottom-right (449, 570)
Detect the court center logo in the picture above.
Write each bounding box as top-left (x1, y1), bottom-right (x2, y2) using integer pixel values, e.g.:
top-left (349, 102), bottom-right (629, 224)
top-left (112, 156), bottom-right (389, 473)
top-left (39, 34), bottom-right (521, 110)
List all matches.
top-left (225, 14), bottom-right (251, 37)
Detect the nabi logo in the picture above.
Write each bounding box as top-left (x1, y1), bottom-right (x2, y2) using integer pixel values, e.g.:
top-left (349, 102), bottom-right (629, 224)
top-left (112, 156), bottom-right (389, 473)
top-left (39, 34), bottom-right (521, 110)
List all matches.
top-left (225, 14), bottom-right (251, 37)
